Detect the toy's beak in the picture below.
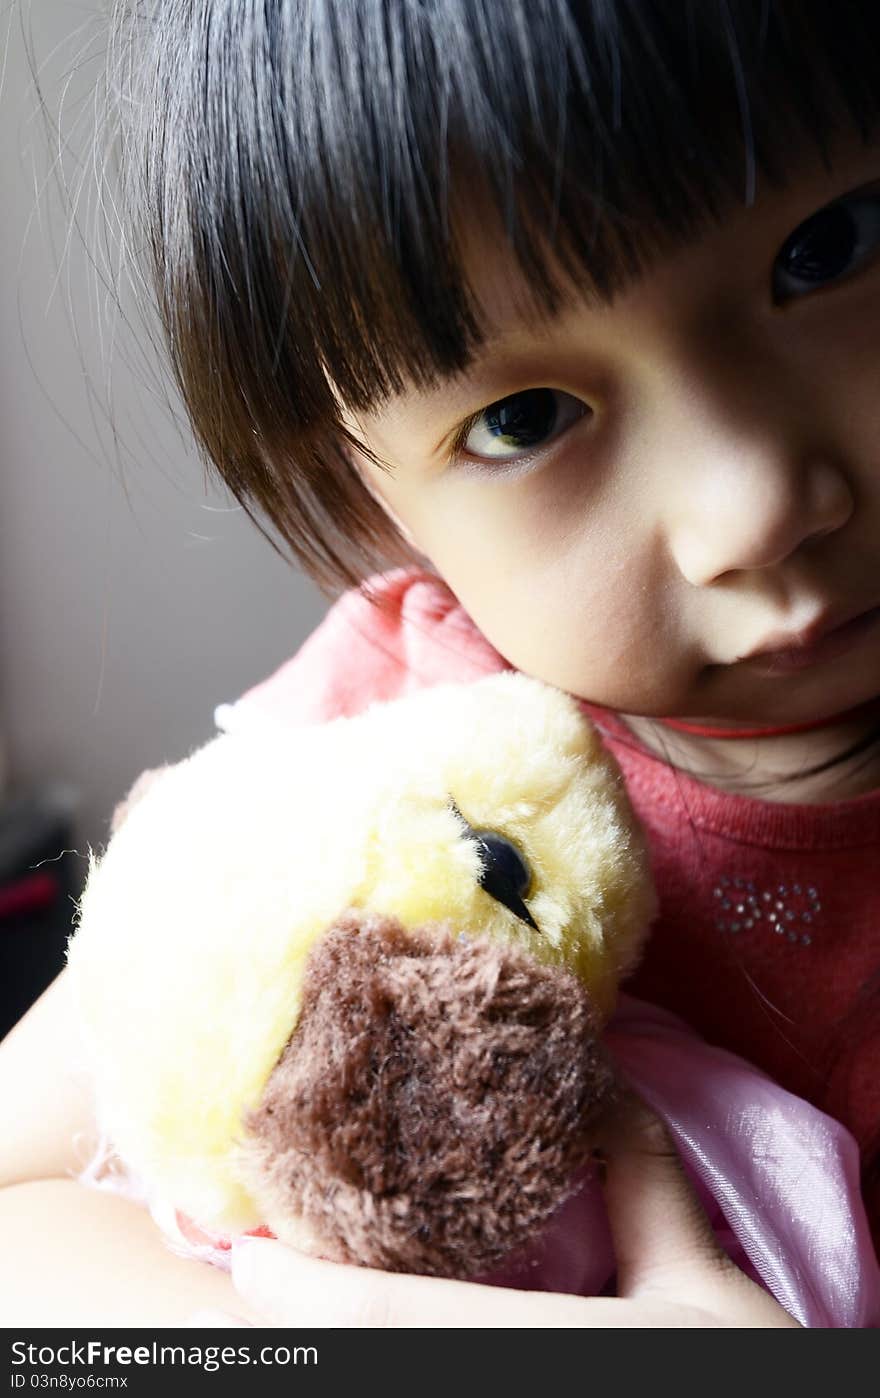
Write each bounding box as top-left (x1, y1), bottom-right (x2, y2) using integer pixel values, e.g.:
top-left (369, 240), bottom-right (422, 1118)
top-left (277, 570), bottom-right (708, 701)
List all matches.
top-left (240, 909), bottom-right (614, 1279)
top-left (475, 854), bottom-right (539, 930)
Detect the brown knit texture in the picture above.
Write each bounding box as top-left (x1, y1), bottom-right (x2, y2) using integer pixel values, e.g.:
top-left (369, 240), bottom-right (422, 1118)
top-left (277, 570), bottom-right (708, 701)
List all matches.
top-left (242, 909), bottom-right (614, 1277)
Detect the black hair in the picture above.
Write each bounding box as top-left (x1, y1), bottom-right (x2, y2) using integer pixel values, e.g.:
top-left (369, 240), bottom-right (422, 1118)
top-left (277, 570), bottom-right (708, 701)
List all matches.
top-left (114, 0), bottom-right (880, 594)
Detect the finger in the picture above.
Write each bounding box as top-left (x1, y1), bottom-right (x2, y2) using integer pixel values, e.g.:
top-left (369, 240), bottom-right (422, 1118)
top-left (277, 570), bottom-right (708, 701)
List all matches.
top-left (596, 1090), bottom-right (733, 1297)
top-left (230, 1239), bottom-right (605, 1328)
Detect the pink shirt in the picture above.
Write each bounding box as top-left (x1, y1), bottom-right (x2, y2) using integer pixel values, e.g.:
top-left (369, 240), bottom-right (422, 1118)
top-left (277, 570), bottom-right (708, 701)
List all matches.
top-left (586, 705), bottom-right (880, 1248)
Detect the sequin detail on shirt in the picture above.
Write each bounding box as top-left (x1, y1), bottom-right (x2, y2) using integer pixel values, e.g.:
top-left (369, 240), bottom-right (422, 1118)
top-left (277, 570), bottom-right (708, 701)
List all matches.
top-left (712, 876), bottom-right (822, 946)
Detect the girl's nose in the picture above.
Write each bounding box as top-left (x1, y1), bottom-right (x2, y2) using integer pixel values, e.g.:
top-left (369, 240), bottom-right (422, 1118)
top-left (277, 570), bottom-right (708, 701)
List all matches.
top-left (667, 433), bottom-right (854, 588)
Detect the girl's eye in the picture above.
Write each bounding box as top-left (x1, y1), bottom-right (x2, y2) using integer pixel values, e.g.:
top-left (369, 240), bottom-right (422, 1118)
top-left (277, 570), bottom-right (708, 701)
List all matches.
top-left (772, 190), bottom-right (880, 303)
top-left (457, 388), bottom-right (589, 463)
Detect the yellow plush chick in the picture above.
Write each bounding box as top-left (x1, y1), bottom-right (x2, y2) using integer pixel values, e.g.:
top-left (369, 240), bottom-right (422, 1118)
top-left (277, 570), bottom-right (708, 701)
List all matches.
top-left (67, 671), bottom-right (655, 1278)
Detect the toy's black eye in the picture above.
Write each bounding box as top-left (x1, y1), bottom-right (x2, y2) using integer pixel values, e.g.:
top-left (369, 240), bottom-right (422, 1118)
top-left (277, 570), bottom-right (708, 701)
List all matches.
top-left (448, 800), bottom-right (538, 932)
top-left (470, 830), bottom-right (532, 899)
top-left (471, 828), bottom-right (538, 932)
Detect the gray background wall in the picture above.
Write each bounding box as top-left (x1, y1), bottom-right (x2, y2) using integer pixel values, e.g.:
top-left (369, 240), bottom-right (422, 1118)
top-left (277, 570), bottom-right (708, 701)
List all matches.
top-left (0, 3), bottom-right (327, 857)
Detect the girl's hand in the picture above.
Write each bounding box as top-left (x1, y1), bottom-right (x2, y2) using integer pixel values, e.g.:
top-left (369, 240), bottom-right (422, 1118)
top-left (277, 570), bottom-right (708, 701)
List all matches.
top-left (187, 1094), bottom-right (801, 1329)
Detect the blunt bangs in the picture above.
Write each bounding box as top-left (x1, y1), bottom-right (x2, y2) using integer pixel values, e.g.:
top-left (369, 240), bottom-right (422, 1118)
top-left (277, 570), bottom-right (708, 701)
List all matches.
top-left (119, 0), bottom-right (880, 591)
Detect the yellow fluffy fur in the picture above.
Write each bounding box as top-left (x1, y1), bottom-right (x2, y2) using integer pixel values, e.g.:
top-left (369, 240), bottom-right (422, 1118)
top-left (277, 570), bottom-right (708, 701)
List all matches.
top-left (67, 671), bottom-right (655, 1232)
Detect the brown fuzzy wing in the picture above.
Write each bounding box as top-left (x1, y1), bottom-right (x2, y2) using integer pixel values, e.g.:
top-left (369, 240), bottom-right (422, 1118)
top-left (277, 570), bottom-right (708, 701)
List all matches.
top-left (240, 909), bottom-right (615, 1278)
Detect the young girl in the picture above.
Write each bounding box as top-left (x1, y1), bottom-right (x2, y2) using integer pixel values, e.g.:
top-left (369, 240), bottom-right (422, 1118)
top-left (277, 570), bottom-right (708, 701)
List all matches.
top-left (2, 0), bottom-right (880, 1326)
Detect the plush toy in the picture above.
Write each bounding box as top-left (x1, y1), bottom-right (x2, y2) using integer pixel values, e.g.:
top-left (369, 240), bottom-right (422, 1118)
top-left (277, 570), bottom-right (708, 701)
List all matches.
top-left (67, 671), bottom-right (656, 1279)
top-left (66, 669), bottom-right (880, 1324)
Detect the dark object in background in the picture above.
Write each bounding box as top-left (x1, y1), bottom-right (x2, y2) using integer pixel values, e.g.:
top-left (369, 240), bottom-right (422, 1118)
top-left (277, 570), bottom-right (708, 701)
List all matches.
top-left (0, 787), bottom-right (82, 1039)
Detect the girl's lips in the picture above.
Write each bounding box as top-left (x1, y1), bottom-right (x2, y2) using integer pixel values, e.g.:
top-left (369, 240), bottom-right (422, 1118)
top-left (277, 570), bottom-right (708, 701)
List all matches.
top-left (736, 604), bottom-right (880, 675)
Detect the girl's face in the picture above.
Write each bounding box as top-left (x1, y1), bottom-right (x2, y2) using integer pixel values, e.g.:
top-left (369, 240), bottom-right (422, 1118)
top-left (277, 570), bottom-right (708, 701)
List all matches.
top-left (346, 136), bottom-right (880, 727)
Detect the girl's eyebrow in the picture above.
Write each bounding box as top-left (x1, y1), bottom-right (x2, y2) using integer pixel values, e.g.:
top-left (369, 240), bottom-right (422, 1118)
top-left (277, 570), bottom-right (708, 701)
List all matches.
top-left (385, 343), bottom-right (544, 421)
top-left (407, 304), bottom-right (591, 405)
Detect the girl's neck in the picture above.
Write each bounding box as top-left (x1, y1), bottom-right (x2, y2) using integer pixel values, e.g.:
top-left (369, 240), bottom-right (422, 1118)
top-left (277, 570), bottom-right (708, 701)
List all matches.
top-left (619, 704), bottom-right (880, 804)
